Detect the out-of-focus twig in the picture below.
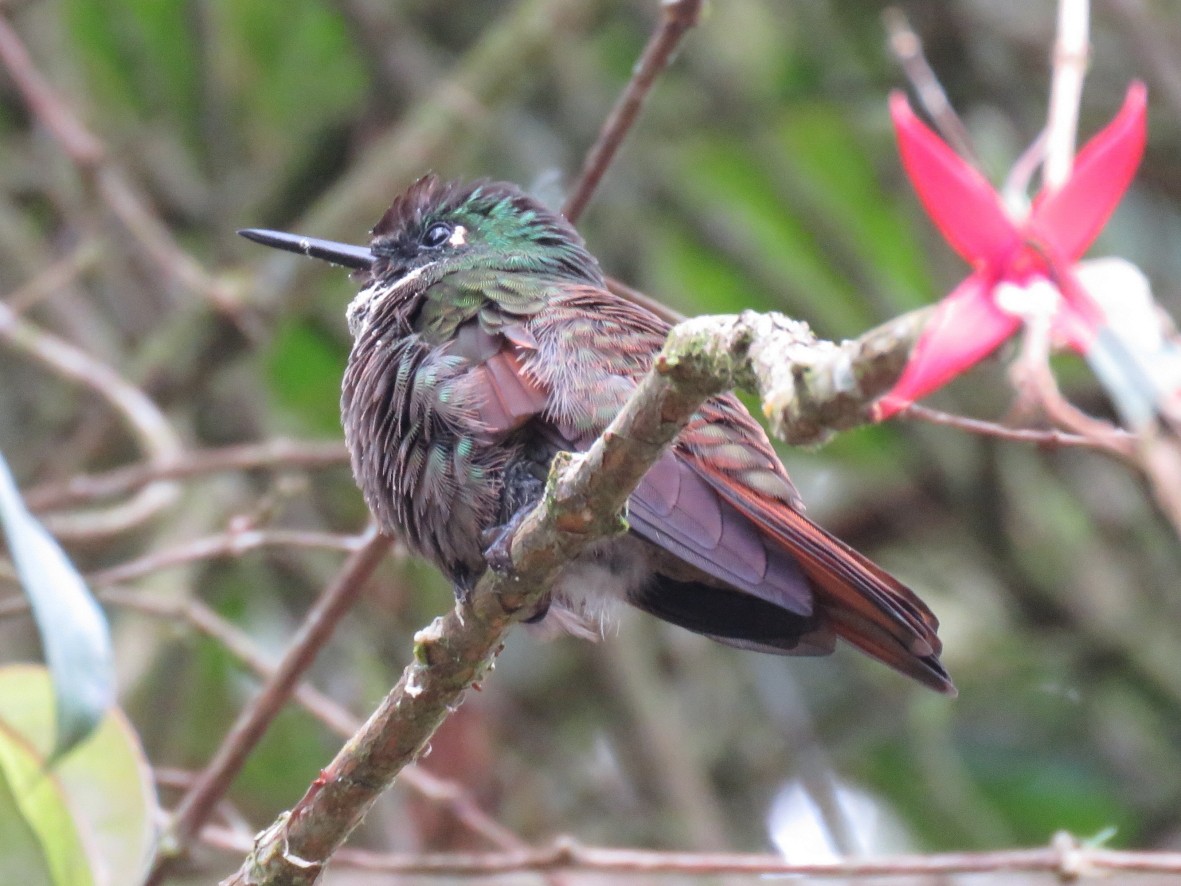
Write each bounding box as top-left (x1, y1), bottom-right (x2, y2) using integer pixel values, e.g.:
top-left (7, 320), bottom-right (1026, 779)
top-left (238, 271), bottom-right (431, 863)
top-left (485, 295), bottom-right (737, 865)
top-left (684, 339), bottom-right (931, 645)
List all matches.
top-left (1002, 130), bottom-right (1048, 208)
top-left (902, 403), bottom-right (1135, 457)
top-left (1010, 318), bottom-right (1131, 451)
top-left (1111, 0), bottom-right (1181, 120)
top-left (0, 298), bottom-right (184, 538)
top-left (1044, 0), bottom-right (1091, 191)
top-left (605, 276), bottom-right (684, 325)
top-left (0, 14), bottom-right (256, 334)
top-left (203, 830), bottom-right (1181, 879)
top-left (87, 529), bottom-right (367, 586)
top-left (0, 581), bottom-right (540, 854)
top-left (883, 7), bottom-right (982, 167)
top-left (5, 239), bottom-right (101, 315)
top-left (562, 0), bottom-right (703, 224)
top-left (24, 439), bottom-right (348, 511)
top-left (152, 525), bottom-right (393, 883)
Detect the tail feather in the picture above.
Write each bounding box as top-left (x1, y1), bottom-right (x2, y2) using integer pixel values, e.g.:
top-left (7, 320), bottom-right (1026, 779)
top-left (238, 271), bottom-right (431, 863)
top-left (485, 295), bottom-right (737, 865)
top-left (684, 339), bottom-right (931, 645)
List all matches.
top-left (669, 396), bottom-right (954, 693)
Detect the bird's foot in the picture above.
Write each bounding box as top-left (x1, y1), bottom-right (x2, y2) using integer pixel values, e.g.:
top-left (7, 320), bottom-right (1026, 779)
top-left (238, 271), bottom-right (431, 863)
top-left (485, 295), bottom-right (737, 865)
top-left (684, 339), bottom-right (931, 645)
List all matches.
top-left (481, 506), bottom-right (531, 575)
top-left (452, 569), bottom-right (477, 606)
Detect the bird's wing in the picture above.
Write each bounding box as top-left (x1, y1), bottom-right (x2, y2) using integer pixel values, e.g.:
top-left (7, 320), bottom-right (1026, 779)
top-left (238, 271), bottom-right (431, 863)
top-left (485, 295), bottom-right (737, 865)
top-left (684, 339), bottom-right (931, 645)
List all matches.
top-left (502, 284), bottom-right (953, 693)
top-left (678, 396), bottom-right (952, 693)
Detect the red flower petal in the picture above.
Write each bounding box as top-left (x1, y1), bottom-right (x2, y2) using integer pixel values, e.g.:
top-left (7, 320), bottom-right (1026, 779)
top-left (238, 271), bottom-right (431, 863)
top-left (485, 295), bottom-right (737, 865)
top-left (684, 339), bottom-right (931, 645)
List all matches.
top-left (1030, 82), bottom-right (1147, 259)
top-left (873, 273), bottom-right (1021, 420)
top-left (891, 91), bottom-right (1020, 267)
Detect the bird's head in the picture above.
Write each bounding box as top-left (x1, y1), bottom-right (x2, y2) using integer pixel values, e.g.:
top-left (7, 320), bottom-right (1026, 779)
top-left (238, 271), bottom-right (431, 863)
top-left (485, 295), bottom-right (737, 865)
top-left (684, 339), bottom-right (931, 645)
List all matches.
top-left (239, 175), bottom-right (603, 336)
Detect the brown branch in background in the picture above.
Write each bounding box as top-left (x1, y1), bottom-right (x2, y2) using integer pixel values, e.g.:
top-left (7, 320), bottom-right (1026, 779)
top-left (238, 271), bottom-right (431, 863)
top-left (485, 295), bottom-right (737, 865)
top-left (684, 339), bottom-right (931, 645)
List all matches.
top-left (0, 297), bottom-right (184, 538)
top-left (155, 769), bottom-right (252, 837)
top-left (5, 239), bottom-right (101, 315)
top-left (882, 7), bottom-right (982, 168)
top-left (0, 583), bottom-right (539, 854)
top-left (902, 403), bottom-right (1136, 455)
top-left (0, 14), bottom-right (256, 335)
top-left (275, 0), bottom-right (592, 303)
top-left (606, 275), bottom-right (685, 325)
top-left (207, 831), bottom-right (1181, 879)
top-left (1009, 322), bottom-right (1135, 454)
top-left (561, 0), bottom-right (703, 224)
top-left (87, 529), bottom-right (368, 586)
top-left (25, 439), bottom-right (348, 511)
top-left (0, 17), bottom-right (103, 164)
top-left (106, 588), bottom-right (536, 853)
top-left (202, 831), bottom-right (1181, 879)
top-left (1009, 319), bottom-right (1181, 538)
top-left (150, 525), bottom-right (393, 884)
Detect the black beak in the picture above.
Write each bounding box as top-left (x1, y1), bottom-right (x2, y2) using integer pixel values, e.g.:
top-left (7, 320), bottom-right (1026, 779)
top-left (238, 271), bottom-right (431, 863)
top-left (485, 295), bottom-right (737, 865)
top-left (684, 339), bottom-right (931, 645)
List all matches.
top-left (237, 228), bottom-right (373, 271)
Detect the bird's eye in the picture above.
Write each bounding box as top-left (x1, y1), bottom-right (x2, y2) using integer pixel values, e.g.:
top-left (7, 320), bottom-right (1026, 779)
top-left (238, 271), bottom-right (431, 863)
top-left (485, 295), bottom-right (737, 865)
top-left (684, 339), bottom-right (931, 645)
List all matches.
top-left (421, 223), bottom-right (453, 248)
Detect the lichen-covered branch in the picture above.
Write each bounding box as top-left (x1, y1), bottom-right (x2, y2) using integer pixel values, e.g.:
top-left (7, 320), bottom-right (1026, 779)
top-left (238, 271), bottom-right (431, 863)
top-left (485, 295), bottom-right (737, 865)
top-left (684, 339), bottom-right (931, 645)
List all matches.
top-left (219, 306), bottom-right (928, 886)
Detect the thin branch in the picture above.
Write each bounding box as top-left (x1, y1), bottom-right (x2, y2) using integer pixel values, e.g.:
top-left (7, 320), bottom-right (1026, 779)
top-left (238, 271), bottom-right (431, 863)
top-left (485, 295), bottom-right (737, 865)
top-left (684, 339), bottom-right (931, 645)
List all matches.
top-left (217, 308), bottom-right (928, 886)
top-left (901, 403), bottom-right (1136, 454)
top-left (1, 569), bottom-right (539, 857)
top-left (5, 239), bottom-right (101, 315)
top-left (0, 14), bottom-right (256, 333)
top-left (110, 587), bottom-right (536, 853)
top-left (0, 17), bottom-right (103, 164)
top-left (883, 7), bottom-right (982, 167)
top-left (87, 529), bottom-right (367, 586)
top-left (1044, 0), bottom-right (1091, 191)
top-left (1002, 129), bottom-right (1048, 208)
top-left (24, 439), bottom-right (348, 511)
top-left (0, 297), bottom-right (184, 539)
top-left (152, 525), bottom-right (393, 883)
top-left (1009, 321), bottom-right (1135, 457)
top-left (204, 831), bottom-right (1181, 879)
top-left (561, 0), bottom-right (703, 223)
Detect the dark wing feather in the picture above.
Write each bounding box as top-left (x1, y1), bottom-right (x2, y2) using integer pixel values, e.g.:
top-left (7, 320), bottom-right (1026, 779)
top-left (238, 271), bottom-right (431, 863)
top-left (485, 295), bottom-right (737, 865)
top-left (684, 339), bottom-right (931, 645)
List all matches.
top-left (516, 284), bottom-right (953, 693)
top-left (680, 397), bottom-right (953, 693)
top-left (627, 451), bottom-right (814, 617)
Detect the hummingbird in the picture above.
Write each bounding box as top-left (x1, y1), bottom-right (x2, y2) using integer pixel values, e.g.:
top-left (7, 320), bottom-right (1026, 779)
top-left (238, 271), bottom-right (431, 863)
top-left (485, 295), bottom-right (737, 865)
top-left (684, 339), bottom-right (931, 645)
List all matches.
top-left (240, 175), bottom-right (954, 694)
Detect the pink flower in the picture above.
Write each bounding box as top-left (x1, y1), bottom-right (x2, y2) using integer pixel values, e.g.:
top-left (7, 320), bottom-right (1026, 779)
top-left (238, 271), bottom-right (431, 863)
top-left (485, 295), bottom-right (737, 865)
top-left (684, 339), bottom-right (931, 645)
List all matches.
top-left (873, 82), bottom-right (1148, 421)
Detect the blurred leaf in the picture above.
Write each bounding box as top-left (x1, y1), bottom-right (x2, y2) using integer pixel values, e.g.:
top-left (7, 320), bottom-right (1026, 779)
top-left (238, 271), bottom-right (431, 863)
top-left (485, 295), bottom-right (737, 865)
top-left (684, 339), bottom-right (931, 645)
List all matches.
top-left (648, 221), bottom-right (762, 317)
top-left (265, 318), bottom-right (347, 434)
top-left (969, 749), bottom-right (1136, 843)
top-left (228, 1), bottom-right (367, 131)
top-left (673, 137), bottom-right (861, 332)
top-left (65, 0), bottom-right (365, 169)
top-left (0, 665), bottom-right (158, 886)
top-left (776, 104), bottom-right (934, 313)
top-left (0, 720), bottom-right (91, 886)
top-left (63, 0), bottom-right (199, 127)
top-left (0, 453), bottom-right (114, 759)
top-left (0, 760), bottom-right (53, 886)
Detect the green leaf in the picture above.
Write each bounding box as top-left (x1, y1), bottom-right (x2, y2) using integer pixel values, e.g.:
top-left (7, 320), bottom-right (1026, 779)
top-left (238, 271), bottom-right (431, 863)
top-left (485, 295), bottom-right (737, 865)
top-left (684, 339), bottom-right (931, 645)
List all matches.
top-left (0, 665), bottom-right (158, 886)
top-left (0, 453), bottom-right (114, 758)
top-left (265, 318), bottom-right (347, 434)
top-left (775, 104), bottom-right (935, 312)
top-left (0, 720), bottom-right (92, 886)
top-left (0, 752), bottom-right (54, 886)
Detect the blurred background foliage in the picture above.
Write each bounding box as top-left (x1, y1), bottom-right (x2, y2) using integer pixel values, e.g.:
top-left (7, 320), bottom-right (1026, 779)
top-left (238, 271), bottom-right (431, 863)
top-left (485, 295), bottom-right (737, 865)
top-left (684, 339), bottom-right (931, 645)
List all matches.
top-left (2, 0), bottom-right (1181, 882)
